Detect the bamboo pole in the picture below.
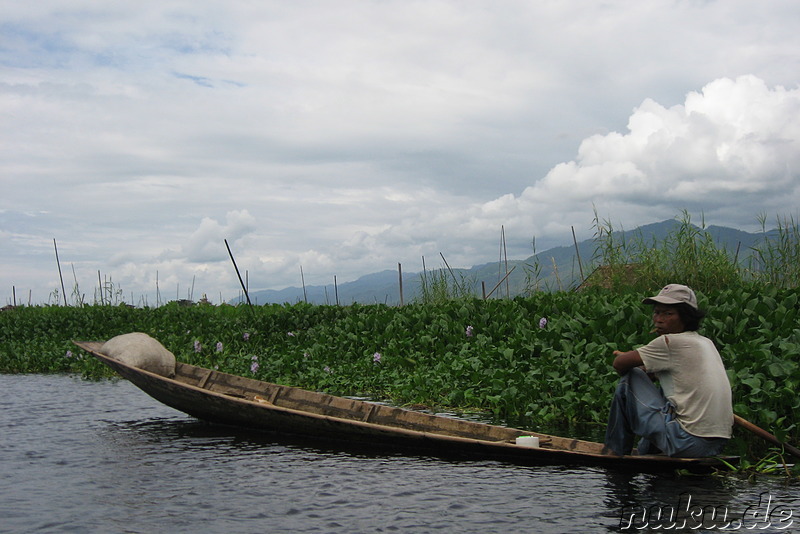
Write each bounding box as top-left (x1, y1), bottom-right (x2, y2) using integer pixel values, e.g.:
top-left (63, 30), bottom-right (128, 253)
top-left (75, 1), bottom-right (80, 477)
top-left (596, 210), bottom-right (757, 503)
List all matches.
top-left (334, 275), bottom-right (339, 306)
top-left (98, 270), bottom-right (104, 305)
top-left (398, 263), bottom-right (404, 306)
top-left (53, 239), bottom-right (67, 306)
top-left (420, 256), bottom-right (428, 300)
top-left (485, 266), bottom-right (516, 299)
top-left (224, 239), bottom-right (253, 312)
top-left (501, 225), bottom-right (509, 298)
top-left (572, 226), bottom-right (585, 284)
top-left (300, 266), bottom-right (307, 303)
top-left (439, 252), bottom-right (459, 287)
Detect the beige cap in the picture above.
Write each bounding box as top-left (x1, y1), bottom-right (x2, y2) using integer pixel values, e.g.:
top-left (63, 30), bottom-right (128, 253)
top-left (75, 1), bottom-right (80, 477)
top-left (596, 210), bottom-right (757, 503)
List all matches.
top-left (642, 284), bottom-right (698, 310)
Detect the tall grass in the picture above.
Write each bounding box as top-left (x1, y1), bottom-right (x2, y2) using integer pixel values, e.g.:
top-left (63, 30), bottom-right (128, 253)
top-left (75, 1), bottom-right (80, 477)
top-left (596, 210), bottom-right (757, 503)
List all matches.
top-left (749, 214), bottom-right (800, 288)
top-left (417, 264), bottom-right (475, 304)
top-left (418, 209), bottom-right (799, 301)
top-left (589, 209), bottom-right (799, 293)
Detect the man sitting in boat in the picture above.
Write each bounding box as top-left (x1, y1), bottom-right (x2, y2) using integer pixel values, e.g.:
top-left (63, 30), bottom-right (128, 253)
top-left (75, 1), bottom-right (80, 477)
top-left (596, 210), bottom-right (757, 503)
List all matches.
top-left (603, 284), bottom-right (733, 457)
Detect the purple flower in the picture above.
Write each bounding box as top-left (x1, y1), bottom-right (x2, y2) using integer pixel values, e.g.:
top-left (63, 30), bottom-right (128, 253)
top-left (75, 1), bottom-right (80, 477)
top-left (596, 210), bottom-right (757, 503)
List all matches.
top-left (215, 341), bottom-right (223, 352)
top-left (243, 332), bottom-right (250, 341)
top-left (250, 360), bottom-right (259, 374)
top-left (65, 350), bottom-right (73, 358)
top-left (373, 352), bottom-right (382, 363)
top-left (539, 317), bottom-right (547, 329)
top-left (465, 325), bottom-right (474, 337)
top-left (193, 341), bottom-right (202, 353)
top-left (287, 332), bottom-right (295, 337)
top-left (324, 365), bottom-right (332, 374)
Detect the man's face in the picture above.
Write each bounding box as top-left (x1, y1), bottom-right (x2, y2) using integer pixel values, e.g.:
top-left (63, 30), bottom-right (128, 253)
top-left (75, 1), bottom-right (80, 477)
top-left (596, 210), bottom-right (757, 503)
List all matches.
top-left (652, 304), bottom-right (686, 335)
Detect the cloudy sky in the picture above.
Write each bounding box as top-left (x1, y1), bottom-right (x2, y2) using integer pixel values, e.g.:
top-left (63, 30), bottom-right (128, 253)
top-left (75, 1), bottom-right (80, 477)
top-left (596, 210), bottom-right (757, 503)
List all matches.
top-left (2, 1), bottom-right (800, 305)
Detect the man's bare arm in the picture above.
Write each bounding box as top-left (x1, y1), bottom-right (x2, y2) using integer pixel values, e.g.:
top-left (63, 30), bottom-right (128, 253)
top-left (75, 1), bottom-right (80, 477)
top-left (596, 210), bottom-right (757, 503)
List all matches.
top-left (612, 350), bottom-right (644, 375)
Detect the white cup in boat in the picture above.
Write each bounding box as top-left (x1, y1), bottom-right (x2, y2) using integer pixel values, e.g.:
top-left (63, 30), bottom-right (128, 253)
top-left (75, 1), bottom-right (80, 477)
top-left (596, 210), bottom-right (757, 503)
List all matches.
top-left (515, 436), bottom-right (540, 448)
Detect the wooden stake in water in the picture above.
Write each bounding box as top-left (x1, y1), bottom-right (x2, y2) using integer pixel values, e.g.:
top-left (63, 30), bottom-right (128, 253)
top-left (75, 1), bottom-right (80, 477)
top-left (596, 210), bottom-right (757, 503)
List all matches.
top-left (98, 270), bottom-right (104, 305)
top-left (300, 266), bottom-right (307, 303)
top-left (439, 252), bottom-right (459, 287)
top-left (225, 239), bottom-right (253, 310)
top-left (572, 226), bottom-right (585, 284)
top-left (398, 262), bottom-right (404, 306)
top-left (334, 275), bottom-right (339, 306)
top-left (501, 225), bottom-right (509, 299)
top-left (53, 238), bottom-right (67, 306)
top-left (486, 265), bottom-right (516, 299)
top-left (420, 256), bottom-right (429, 299)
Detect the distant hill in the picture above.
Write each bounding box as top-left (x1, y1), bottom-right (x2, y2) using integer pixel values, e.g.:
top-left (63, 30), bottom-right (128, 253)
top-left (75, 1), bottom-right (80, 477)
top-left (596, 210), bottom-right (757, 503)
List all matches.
top-left (231, 220), bottom-right (775, 305)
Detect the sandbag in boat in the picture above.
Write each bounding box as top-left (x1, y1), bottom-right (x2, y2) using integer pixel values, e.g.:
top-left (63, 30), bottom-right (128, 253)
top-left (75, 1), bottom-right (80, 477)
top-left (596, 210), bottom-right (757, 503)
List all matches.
top-left (101, 332), bottom-right (176, 378)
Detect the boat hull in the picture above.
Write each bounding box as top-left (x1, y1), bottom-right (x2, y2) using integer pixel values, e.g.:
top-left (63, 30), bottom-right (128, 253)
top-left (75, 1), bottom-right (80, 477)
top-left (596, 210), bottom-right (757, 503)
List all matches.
top-left (74, 341), bottom-right (735, 472)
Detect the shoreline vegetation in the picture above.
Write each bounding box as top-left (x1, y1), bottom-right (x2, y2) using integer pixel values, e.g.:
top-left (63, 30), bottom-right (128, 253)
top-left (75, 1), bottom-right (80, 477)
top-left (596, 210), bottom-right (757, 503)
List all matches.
top-left (2, 211), bottom-right (799, 469)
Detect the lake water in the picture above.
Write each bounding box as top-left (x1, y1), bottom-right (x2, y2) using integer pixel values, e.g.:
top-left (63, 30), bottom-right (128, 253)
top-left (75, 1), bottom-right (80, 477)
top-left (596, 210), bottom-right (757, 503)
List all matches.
top-left (1, 374), bottom-right (799, 533)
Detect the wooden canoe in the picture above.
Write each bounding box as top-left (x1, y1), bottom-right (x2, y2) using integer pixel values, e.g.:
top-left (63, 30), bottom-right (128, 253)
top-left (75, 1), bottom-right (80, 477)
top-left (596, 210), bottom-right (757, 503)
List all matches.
top-left (74, 341), bottom-right (736, 472)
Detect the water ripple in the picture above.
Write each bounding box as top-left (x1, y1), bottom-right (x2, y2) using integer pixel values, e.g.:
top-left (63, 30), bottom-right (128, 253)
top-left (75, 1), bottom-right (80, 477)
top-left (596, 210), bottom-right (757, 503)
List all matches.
top-left (1, 374), bottom-right (799, 533)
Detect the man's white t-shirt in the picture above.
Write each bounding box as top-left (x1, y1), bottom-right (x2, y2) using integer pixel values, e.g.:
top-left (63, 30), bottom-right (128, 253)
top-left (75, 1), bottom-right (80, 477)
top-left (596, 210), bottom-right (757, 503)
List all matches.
top-left (637, 331), bottom-right (733, 439)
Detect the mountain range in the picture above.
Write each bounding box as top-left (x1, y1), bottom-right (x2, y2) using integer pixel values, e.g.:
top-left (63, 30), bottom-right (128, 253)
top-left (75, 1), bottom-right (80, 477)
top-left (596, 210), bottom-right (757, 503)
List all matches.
top-left (230, 220), bottom-right (774, 306)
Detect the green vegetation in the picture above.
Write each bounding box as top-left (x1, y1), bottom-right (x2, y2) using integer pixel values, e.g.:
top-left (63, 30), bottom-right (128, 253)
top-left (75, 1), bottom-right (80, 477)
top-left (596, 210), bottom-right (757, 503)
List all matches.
top-left (2, 211), bottom-right (799, 467)
top-left (717, 449), bottom-right (797, 480)
top-left (2, 286), bottom-right (799, 455)
top-left (589, 209), bottom-right (800, 292)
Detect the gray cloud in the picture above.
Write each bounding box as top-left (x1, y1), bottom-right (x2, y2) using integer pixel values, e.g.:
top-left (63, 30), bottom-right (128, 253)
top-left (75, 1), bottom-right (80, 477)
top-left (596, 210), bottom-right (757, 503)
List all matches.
top-left (2, 1), bottom-right (800, 304)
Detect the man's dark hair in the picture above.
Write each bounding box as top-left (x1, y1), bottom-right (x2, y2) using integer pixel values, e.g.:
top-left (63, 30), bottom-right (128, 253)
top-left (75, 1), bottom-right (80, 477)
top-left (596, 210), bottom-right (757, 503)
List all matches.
top-left (675, 302), bottom-right (707, 331)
